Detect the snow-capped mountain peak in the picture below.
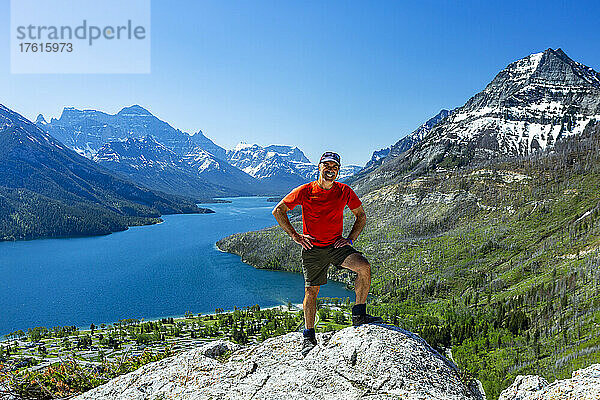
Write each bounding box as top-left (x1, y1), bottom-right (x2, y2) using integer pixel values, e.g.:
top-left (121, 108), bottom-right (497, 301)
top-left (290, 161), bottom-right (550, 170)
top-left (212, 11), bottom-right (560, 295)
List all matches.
top-left (359, 48), bottom-right (600, 184)
top-left (436, 48), bottom-right (600, 157)
top-left (506, 51), bottom-right (543, 80)
top-left (226, 142), bottom-right (361, 191)
top-left (234, 142), bottom-right (259, 151)
top-left (227, 143), bottom-right (315, 179)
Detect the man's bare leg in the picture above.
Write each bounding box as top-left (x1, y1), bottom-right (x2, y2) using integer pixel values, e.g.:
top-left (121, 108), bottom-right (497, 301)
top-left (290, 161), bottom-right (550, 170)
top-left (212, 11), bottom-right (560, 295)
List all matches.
top-left (301, 285), bottom-right (320, 356)
top-left (303, 285), bottom-right (320, 329)
top-left (341, 253), bottom-right (371, 305)
top-left (341, 252), bottom-right (382, 325)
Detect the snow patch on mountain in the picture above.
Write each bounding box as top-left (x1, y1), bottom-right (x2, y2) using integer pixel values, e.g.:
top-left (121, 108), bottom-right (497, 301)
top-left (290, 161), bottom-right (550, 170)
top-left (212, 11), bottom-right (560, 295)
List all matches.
top-left (338, 165), bottom-right (363, 180)
top-left (234, 142), bottom-right (257, 151)
top-left (181, 147), bottom-right (224, 173)
top-left (93, 136), bottom-right (181, 171)
top-left (227, 143), bottom-right (315, 180)
top-left (408, 48), bottom-right (600, 162)
top-left (509, 51), bottom-right (543, 79)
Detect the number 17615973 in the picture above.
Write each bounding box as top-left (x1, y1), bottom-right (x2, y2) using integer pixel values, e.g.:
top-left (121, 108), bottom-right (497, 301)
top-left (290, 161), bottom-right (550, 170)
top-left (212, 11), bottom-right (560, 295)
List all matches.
top-left (19, 42), bottom-right (73, 52)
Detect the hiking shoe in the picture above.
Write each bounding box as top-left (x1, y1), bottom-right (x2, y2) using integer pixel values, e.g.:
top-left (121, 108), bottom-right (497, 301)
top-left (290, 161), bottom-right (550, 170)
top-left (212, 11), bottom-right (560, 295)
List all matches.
top-left (352, 313), bottom-right (384, 327)
top-left (301, 336), bottom-right (317, 357)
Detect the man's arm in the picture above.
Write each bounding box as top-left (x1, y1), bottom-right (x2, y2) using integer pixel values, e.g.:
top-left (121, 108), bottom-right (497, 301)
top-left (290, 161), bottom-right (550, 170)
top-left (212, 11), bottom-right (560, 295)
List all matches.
top-left (333, 205), bottom-right (366, 248)
top-left (272, 200), bottom-right (314, 249)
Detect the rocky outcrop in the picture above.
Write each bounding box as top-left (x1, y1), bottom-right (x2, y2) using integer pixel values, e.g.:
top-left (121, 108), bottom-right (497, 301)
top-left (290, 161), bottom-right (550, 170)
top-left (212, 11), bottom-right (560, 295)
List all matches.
top-left (499, 363), bottom-right (600, 400)
top-left (73, 324), bottom-right (484, 400)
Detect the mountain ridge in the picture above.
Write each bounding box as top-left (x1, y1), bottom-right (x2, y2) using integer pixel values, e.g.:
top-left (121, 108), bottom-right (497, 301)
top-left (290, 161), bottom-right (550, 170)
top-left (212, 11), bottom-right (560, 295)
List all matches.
top-left (38, 104), bottom-right (227, 160)
top-left (92, 136), bottom-right (235, 200)
top-left (351, 48), bottom-right (600, 195)
top-left (227, 142), bottom-right (362, 193)
top-left (356, 108), bottom-right (456, 180)
top-left (36, 105), bottom-right (270, 197)
top-left (0, 103), bottom-right (210, 241)
top-left (94, 135), bottom-right (267, 198)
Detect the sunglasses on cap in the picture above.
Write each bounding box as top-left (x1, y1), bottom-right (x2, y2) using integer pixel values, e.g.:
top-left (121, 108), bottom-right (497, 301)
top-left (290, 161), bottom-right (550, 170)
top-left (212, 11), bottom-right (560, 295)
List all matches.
top-left (319, 151), bottom-right (341, 165)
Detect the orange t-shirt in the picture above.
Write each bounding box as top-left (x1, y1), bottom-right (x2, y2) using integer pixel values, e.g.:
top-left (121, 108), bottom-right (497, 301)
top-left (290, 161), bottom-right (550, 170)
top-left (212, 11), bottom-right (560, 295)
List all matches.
top-left (282, 181), bottom-right (362, 246)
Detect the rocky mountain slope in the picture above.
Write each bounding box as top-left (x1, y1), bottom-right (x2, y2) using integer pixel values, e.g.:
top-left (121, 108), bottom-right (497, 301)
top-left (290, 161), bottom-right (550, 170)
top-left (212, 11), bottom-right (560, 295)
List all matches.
top-left (353, 48), bottom-right (600, 194)
top-left (94, 136), bottom-right (263, 199)
top-left (338, 164), bottom-right (363, 181)
top-left (0, 104), bottom-right (209, 241)
top-left (227, 143), bottom-right (313, 177)
top-left (360, 108), bottom-right (455, 176)
top-left (73, 324), bottom-right (484, 400)
top-left (35, 105), bottom-right (267, 197)
top-left (432, 48), bottom-right (600, 156)
top-left (226, 143), bottom-right (313, 193)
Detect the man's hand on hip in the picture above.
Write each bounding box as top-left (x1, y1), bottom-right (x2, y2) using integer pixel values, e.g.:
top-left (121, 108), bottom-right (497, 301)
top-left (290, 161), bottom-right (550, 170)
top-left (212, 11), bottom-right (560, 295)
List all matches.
top-left (292, 232), bottom-right (315, 250)
top-left (333, 237), bottom-right (352, 248)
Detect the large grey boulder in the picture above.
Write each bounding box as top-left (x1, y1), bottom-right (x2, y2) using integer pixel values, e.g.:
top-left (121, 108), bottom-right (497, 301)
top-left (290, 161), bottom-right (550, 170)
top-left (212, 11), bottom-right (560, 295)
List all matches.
top-left (499, 363), bottom-right (600, 400)
top-left (73, 324), bottom-right (484, 400)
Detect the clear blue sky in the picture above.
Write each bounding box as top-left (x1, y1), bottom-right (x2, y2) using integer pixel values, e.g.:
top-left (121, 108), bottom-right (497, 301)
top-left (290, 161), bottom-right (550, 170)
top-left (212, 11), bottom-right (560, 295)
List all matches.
top-left (1, 0), bottom-right (599, 166)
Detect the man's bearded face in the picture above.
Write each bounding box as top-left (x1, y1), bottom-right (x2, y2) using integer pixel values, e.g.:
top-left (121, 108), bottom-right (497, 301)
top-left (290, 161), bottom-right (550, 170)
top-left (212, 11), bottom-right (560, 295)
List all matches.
top-left (320, 161), bottom-right (340, 182)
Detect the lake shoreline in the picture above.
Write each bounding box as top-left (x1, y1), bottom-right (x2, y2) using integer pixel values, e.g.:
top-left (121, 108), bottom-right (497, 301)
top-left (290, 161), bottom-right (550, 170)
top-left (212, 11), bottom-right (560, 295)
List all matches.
top-left (1, 197), bottom-right (352, 339)
top-left (0, 302), bottom-right (305, 343)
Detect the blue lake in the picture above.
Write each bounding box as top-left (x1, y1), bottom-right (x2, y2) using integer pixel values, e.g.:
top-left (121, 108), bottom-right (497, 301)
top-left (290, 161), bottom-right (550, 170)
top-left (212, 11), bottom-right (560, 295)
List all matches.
top-left (0, 197), bottom-right (352, 337)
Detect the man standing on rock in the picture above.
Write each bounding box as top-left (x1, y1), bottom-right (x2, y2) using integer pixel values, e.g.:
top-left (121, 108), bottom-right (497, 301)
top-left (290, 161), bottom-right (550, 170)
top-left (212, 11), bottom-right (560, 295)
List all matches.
top-left (272, 151), bottom-right (382, 357)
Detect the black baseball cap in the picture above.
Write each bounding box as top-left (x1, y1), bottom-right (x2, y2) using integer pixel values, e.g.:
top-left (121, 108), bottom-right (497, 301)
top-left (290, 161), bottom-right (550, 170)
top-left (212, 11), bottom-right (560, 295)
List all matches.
top-left (319, 151), bottom-right (341, 166)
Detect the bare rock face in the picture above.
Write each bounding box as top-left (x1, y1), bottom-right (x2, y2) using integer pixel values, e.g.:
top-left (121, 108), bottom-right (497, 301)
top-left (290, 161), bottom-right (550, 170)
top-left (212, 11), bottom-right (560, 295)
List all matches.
top-left (73, 324), bottom-right (484, 400)
top-left (499, 363), bottom-right (600, 400)
top-left (498, 375), bottom-right (549, 400)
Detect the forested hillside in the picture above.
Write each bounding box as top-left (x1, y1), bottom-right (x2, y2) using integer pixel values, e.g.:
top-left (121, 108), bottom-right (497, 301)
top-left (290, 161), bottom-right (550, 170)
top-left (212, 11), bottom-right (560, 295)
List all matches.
top-left (217, 121), bottom-right (600, 399)
top-left (0, 104), bottom-right (210, 241)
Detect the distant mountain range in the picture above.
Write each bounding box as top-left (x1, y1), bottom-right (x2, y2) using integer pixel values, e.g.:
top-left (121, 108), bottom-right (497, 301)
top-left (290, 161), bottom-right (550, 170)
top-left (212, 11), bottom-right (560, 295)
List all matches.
top-left (93, 136), bottom-right (263, 200)
top-left (36, 107), bottom-right (364, 197)
top-left (36, 105), bottom-right (260, 199)
top-left (92, 136), bottom-right (232, 200)
top-left (226, 143), bottom-right (313, 193)
top-left (36, 105), bottom-right (226, 160)
top-left (227, 143), bottom-right (314, 179)
top-left (227, 142), bottom-right (362, 190)
top-left (0, 104), bottom-right (209, 241)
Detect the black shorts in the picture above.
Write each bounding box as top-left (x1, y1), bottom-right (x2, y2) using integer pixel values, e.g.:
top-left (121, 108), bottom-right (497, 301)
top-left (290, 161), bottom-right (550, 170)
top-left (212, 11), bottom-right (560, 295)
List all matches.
top-left (301, 244), bottom-right (362, 287)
